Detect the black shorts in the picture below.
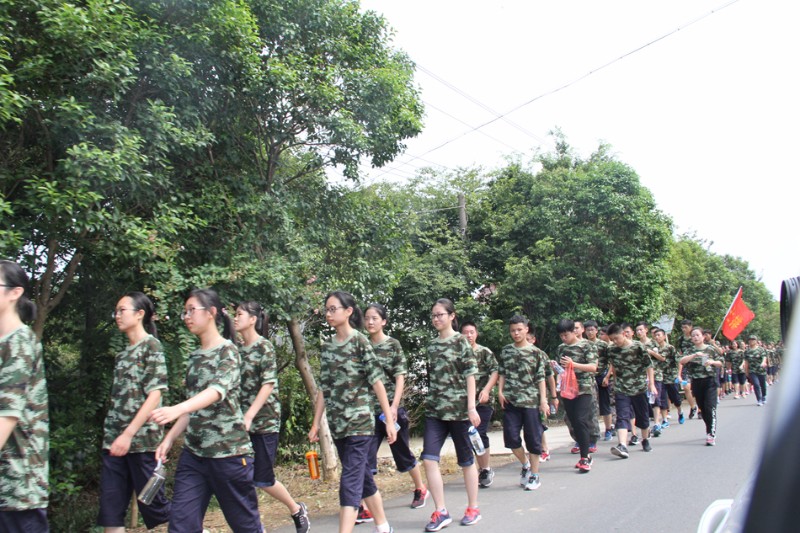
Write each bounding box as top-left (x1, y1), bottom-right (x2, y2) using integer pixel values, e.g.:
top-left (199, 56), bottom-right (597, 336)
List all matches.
top-left (502, 402), bottom-right (544, 455)
top-left (250, 433), bottom-right (279, 487)
top-left (97, 451), bottom-right (170, 529)
top-left (334, 436), bottom-right (378, 508)
top-left (421, 417), bottom-right (474, 467)
top-left (614, 393), bottom-right (649, 431)
top-left (368, 408), bottom-right (418, 474)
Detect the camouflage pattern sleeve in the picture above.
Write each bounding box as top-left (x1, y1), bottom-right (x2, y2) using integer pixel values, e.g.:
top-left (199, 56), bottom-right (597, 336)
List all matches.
top-left (473, 344), bottom-right (498, 402)
top-left (606, 341), bottom-right (651, 396)
top-left (240, 337), bottom-right (281, 435)
top-left (0, 325), bottom-right (49, 511)
top-left (743, 347), bottom-right (767, 375)
top-left (660, 344), bottom-right (679, 382)
top-left (556, 341), bottom-right (596, 396)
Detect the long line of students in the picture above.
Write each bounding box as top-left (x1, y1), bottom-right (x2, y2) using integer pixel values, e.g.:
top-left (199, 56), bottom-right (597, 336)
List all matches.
top-left (0, 260), bottom-right (780, 532)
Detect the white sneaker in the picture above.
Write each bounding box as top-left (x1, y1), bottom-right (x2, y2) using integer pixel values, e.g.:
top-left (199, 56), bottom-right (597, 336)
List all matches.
top-left (519, 463), bottom-right (531, 486)
top-left (524, 473), bottom-right (541, 491)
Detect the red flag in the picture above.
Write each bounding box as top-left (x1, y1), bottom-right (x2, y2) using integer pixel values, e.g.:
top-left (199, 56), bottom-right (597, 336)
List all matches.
top-left (721, 288), bottom-right (755, 340)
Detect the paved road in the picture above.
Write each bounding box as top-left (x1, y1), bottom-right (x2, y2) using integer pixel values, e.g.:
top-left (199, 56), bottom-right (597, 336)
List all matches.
top-left (274, 393), bottom-right (769, 532)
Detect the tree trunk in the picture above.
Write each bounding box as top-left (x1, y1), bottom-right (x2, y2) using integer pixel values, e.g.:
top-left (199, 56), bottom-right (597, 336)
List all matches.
top-left (286, 318), bottom-right (339, 482)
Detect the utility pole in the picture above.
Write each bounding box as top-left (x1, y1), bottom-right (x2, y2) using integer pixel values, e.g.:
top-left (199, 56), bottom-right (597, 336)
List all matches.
top-left (458, 193), bottom-right (467, 239)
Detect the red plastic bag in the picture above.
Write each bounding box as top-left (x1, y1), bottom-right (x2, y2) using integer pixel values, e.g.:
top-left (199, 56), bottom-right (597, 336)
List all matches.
top-left (560, 361), bottom-right (579, 400)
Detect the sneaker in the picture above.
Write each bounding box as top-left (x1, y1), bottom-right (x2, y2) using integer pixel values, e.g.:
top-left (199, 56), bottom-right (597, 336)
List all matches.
top-left (611, 444), bottom-right (629, 459)
top-left (356, 506), bottom-right (374, 524)
top-left (519, 463), bottom-right (531, 486)
top-left (757, 401), bottom-right (763, 406)
top-left (478, 468), bottom-right (494, 488)
top-left (651, 425), bottom-right (661, 438)
top-left (292, 502), bottom-right (310, 533)
top-left (628, 435), bottom-right (639, 446)
top-left (539, 451), bottom-right (550, 462)
top-left (460, 507), bottom-right (481, 526)
top-left (661, 420), bottom-right (670, 429)
top-left (603, 429), bottom-right (613, 441)
top-left (588, 443), bottom-right (598, 454)
top-left (610, 426), bottom-right (617, 436)
top-left (576, 456), bottom-right (592, 473)
top-left (372, 528), bottom-right (393, 533)
top-left (425, 510), bottom-right (452, 532)
top-left (689, 406), bottom-right (698, 419)
top-left (524, 473), bottom-right (541, 491)
top-left (678, 412), bottom-right (685, 424)
top-left (411, 487), bottom-right (430, 508)
top-left (641, 438), bottom-right (652, 452)
top-left (706, 434), bottom-right (716, 446)
top-left (570, 443), bottom-right (580, 454)
top-left (734, 394), bottom-right (740, 399)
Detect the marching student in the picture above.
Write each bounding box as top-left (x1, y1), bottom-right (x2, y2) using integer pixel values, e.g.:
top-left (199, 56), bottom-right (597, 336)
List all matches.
top-left (585, 321), bottom-right (615, 440)
top-left (0, 260), bottom-right (49, 532)
top-left (679, 327), bottom-right (724, 445)
top-left (497, 316), bottom-right (549, 487)
top-left (98, 292), bottom-right (170, 532)
top-left (364, 304), bottom-right (428, 508)
top-left (635, 322), bottom-right (663, 437)
top-left (235, 301), bottom-right (310, 533)
top-left (151, 288), bottom-right (263, 533)
top-left (604, 324), bottom-right (656, 458)
top-left (525, 331), bottom-right (557, 463)
top-left (309, 291), bottom-right (396, 533)
top-left (460, 320), bottom-right (498, 489)
top-left (650, 328), bottom-right (683, 426)
top-left (420, 299), bottom-right (482, 531)
top-left (726, 340), bottom-right (746, 399)
top-left (742, 335), bottom-right (768, 406)
top-left (676, 320), bottom-right (699, 419)
top-left (556, 319), bottom-right (598, 473)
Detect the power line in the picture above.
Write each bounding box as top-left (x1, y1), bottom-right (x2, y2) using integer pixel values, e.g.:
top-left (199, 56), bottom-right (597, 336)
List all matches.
top-left (424, 99), bottom-right (527, 153)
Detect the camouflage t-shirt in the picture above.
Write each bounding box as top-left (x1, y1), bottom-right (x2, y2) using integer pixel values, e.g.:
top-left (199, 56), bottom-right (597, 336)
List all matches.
top-left (497, 343), bottom-right (545, 408)
top-left (102, 335), bottom-right (168, 452)
top-left (677, 335), bottom-right (694, 355)
top-left (592, 338), bottom-right (610, 371)
top-left (605, 340), bottom-right (652, 396)
top-left (657, 343), bottom-right (679, 382)
top-left (641, 339), bottom-right (662, 382)
top-left (371, 336), bottom-right (407, 413)
top-left (425, 333), bottom-right (478, 421)
top-left (766, 349), bottom-right (777, 367)
top-left (555, 340), bottom-right (597, 396)
top-left (473, 344), bottom-right (498, 403)
top-left (684, 345), bottom-right (723, 379)
top-left (320, 331), bottom-right (385, 439)
top-left (0, 325), bottom-right (48, 511)
top-left (184, 340), bottom-right (252, 458)
top-left (726, 349), bottom-right (745, 373)
top-left (240, 336), bottom-right (280, 435)
top-left (743, 347), bottom-right (767, 376)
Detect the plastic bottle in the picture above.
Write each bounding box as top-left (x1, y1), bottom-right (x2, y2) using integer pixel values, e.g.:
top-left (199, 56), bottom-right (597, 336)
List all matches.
top-left (378, 412), bottom-right (401, 431)
top-left (467, 426), bottom-right (485, 456)
top-left (647, 390), bottom-right (656, 404)
top-left (549, 402), bottom-right (557, 416)
top-left (551, 360), bottom-right (565, 375)
top-left (138, 460), bottom-right (166, 505)
top-left (305, 450), bottom-right (320, 479)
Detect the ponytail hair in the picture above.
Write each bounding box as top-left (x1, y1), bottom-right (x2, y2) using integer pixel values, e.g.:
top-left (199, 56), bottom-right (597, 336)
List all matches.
top-left (237, 300), bottom-right (269, 336)
top-left (125, 291), bottom-right (158, 337)
top-left (325, 290), bottom-right (363, 330)
top-left (189, 288), bottom-right (234, 340)
top-left (434, 298), bottom-right (458, 331)
top-left (0, 260), bottom-right (36, 323)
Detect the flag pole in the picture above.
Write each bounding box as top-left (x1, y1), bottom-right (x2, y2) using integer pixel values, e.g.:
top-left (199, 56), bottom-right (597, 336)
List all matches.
top-left (714, 286), bottom-right (743, 340)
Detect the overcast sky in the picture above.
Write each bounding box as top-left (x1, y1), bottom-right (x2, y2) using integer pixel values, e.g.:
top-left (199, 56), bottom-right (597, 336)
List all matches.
top-left (352, 0), bottom-right (798, 300)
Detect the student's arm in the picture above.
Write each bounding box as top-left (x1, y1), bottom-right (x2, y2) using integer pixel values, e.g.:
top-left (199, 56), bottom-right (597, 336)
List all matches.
top-left (547, 374), bottom-right (558, 405)
top-left (110, 389), bottom-right (163, 456)
top-left (0, 416), bottom-right (18, 449)
top-left (647, 366), bottom-right (657, 395)
top-left (478, 371), bottom-right (498, 404)
top-left (391, 374), bottom-right (405, 419)
top-left (150, 387), bottom-right (222, 426)
top-left (602, 364), bottom-right (614, 386)
top-left (243, 383), bottom-right (274, 432)
top-left (538, 379), bottom-right (548, 414)
top-left (497, 375), bottom-right (507, 408)
top-left (155, 413), bottom-right (189, 462)
top-left (648, 348), bottom-right (666, 362)
top-left (372, 379), bottom-right (397, 444)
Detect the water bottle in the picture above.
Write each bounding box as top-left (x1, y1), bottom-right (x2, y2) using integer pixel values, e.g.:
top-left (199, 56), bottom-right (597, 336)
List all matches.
top-left (549, 402), bottom-right (557, 416)
top-left (467, 426), bottom-right (485, 456)
top-left (539, 409), bottom-right (549, 431)
top-left (138, 460), bottom-right (166, 505)
top-left (551, 360), bottom-right (565, 375)
top-left (305, 450), bottom-right (320, 479)
top-left (647, 390), bottom-right (655, 405)
top-left (379, 413), bottom-right (401, 431)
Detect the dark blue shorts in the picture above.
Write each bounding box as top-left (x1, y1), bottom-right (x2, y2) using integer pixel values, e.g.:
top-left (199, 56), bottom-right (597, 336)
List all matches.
top-left (734, 372), bottom-right (747, 385)
top-left (476, 404), bottom-right (494, 449)
top-left (596, 374), bottom-right (613, 416)
top-left (0, 508), bottom-right (49, 532)
top-left (614, 393), bottom-right (650, 431)
top-left (655, 381), bottom-right (668, 409)
top-left (169, 449), bottom-right (261, 533)
top-left (97, 451), bottom-right (171, 529)
top-left (334, 436), bottom-right (378, 508)
top-left (368, 408), bottom-right (417, 474)
top-left (502, 402), bottom-right (544, 455)
top-left (421, 417), bottom-right (474, 467)
top-left (251, 433), bottom-right (279, 487)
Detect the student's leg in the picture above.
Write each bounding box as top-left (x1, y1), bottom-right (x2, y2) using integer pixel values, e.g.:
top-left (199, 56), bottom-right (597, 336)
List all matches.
top-left (0, 509), bottom-right (49, 532)
top-left (613, 393), bottom-right (632, 446)
top-left (562, 398), bottom-right (587, 456)
top-left (702, 378), bottom-right (718, 436)
top-left (450, 420), bottom-right (479, 508)
top-left (251, 433), bottom-right (301, 515)
top-left (631, 394), bottom-right (651, 441)
top-left (421, 418), bottom-right (449, 511)
top-left (475, 405), bottom-right (493, 471)
top-left (97, 451), bottom-right (133, 532)
top-left (750, 374), bottom-right (763, 403)
top-left (588, 382), bottom-right (601, 445)
top-left (168, 450), bottom-right (213, 533)
top-left (208, 455), bottom-right (262, 533)
top-left (389, 409), bottom-right (425, 490)
top-left (520, 407), bottom-right (544, 469)
top-left (130, 452), bottom-right (171, 529)
top-left (502, 403), bottom-right (527, 465)
top-left (758, 374), bottom-right (767, 401)
top-left (335, 436), bottom-right (378, 533)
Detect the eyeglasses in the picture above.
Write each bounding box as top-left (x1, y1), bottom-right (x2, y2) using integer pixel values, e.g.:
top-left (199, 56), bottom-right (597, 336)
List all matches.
top-left (431, 312), bottom-right (451, 320)
top-left (0, 284), bottom-right (18, 288)
top-left (323, 306), bottom-right (345, 315)
top-left (181, 307), bottom-right (207, 320)
top-left (111, 308), bottom-right (137, 318)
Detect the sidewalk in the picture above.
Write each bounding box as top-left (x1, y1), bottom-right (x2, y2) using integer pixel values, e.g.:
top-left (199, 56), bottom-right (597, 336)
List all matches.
top-left (377, 422), bottom-right (575, 459)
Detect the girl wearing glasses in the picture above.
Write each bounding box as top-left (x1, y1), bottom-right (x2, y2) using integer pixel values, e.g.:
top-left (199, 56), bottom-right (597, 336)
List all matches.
top-left (235, 301), bottom-right (309, 533)
top-left (309, 291), bottom-right (396, 533)
top-left (98, 292), bottom-right (170, 532)
top-left (421, 298), bottom-right (481, 532)
top-left (150, 289), bottom-right (262, 533)
top-left (0, 260), bottom-right (49, 532)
